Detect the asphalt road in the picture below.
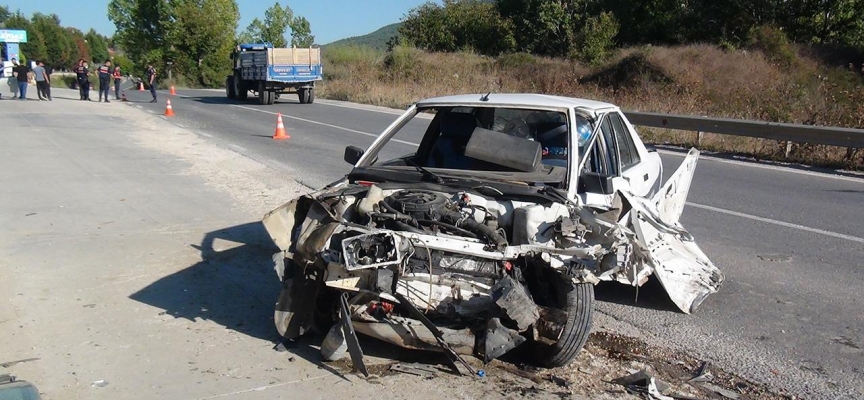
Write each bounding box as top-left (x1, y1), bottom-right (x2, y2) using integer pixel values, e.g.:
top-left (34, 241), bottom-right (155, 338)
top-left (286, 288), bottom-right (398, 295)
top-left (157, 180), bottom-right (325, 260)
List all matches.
top-left (124, 87), bottom-right (863, 399)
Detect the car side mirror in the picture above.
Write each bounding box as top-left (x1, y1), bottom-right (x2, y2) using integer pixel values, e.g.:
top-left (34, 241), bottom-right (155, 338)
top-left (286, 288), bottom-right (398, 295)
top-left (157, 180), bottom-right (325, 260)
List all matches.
top-left (579, 171), bottom-right (616, 195)
top-left (644, 143), bottom-right (657, 153)
top-left (344, 146), bottom-right (365, 165)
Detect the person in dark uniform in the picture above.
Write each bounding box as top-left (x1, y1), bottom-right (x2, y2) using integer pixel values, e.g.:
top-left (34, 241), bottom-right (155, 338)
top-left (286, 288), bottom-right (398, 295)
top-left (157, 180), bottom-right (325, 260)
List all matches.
top-left (97, 60), bottom-right (112, 103)
top-left (146, 63), bottom-right (157, 103)
top-left (112, 64), bottom-right (123, 100)
top-left (75, 59), bottom-right (91, 101)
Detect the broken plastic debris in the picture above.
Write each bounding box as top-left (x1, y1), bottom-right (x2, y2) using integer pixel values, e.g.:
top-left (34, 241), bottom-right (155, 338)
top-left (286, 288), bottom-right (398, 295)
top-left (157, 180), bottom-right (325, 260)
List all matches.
top-left (477, 369), bottom-right (485, 378)
top-left (698, 383), bottom-right (740, 399)
top-left (688, 361), bottom-right (714, 383)
top-left (91, 380), bottom-right (108, 388)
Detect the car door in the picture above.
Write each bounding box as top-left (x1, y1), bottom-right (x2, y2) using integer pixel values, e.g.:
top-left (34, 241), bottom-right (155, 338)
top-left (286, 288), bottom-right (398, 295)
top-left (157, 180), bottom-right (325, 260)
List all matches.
top-left (606, 112), bottom-right (659, 197)
top-left (577, 114), bottom-right (629, 208)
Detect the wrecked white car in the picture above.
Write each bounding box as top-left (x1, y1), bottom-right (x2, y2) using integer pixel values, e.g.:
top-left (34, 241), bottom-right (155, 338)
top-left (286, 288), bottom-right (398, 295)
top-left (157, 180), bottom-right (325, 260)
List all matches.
top-left (262, 94), bottom-right (723, 375)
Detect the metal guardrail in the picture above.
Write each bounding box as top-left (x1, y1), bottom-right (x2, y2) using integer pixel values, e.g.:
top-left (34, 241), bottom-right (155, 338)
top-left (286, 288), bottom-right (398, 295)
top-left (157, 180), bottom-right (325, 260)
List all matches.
top-left (624, 111), bottom-right (864, 148)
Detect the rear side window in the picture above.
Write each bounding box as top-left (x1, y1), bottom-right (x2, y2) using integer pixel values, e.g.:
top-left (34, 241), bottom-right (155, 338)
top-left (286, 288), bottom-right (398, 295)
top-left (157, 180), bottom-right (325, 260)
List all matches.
top-left (609, 113), bottom-right (640, 170)
top-left (598, 117), bottom-right (620, 176)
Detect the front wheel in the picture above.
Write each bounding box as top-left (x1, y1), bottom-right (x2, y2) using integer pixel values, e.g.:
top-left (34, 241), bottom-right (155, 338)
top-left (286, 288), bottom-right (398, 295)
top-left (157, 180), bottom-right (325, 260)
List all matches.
top-left (226, 76), bottom-right (236, 99)
top-left (526, 270), bottom-right (594, 368)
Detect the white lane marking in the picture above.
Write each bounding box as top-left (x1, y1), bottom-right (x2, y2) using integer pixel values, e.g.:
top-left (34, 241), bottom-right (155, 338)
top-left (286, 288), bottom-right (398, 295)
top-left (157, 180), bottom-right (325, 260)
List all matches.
top-left (231, 104), bottom-right (420, 146)
top-left (316, 100), bottom-right (433, 120)
top-left (687, 202), bottom-right (864, 244)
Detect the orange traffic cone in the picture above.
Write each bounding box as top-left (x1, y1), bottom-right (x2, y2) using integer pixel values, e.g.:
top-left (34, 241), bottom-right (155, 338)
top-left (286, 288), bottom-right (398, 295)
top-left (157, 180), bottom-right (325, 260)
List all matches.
top-left (272, 113), bottom-right (289, 140)
top-left (170, 86), bottom-right (176, 96)
top-left (139, 81), bottom-right (145, 91)
top-left (164, 99), bottom-right (175, 117)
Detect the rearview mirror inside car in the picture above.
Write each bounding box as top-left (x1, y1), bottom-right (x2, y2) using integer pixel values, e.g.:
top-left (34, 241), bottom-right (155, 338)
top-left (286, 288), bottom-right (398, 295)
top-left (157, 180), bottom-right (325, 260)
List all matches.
top-left (344, 146), bottom-right (365, 165)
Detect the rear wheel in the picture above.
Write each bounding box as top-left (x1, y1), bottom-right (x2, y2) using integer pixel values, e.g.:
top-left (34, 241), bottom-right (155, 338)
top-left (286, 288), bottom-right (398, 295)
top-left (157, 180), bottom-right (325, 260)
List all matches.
top-left (306, 88), bottom-right (315, 104)
top-left (267, 90), bottom-right (276, 105)
top-left (525, 269), bottom-right (594, 368)
top-left (226, 76), bottom-right (236, 99)
top-left (297, 88), bottom-right (310, 104)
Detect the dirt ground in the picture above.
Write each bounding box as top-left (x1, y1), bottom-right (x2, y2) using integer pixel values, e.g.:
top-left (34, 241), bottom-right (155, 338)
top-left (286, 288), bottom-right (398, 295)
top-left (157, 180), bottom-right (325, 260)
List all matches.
top-left (0, 91), bottom-right (792, 400)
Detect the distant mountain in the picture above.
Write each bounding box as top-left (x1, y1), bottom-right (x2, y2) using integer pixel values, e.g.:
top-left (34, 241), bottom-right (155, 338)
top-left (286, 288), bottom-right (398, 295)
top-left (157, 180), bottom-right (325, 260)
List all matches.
top-left (325, 23), bottom-right (401, 51)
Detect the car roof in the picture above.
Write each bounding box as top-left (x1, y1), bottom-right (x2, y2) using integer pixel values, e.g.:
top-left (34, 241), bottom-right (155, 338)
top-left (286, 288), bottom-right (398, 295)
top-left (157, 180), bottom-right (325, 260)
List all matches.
top-left (415, 93), bottom-right (618, 111)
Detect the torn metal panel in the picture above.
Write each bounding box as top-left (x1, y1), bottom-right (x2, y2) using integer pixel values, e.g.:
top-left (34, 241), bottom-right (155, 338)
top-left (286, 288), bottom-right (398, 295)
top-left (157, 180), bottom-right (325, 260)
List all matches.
top-left (630, 204), bottom-right (723, 314)
top-left (652, 148), bottom-right (699, 226)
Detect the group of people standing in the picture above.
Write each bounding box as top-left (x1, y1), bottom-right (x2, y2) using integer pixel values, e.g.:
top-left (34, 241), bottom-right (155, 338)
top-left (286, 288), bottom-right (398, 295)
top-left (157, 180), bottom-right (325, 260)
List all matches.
top-left (73, 59), bottom-right (124, 102)
top-left (2, 58), bottom-right (52, 101)
top-left (3, 58), bottom-right (156, 103)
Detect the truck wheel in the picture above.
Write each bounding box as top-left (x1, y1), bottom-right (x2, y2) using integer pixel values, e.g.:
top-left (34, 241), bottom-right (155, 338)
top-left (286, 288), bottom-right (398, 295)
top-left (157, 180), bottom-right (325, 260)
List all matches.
top-left (226, 76), bottom-right (236, 99)
top-left (258, 82), bottom-right (268, 105)
top-left (266, 90), bottom-right (276, 105)
top-left (297, 88), bottom-right (308, 104)
top-left (525, 269), bottom-right (594, 368)
top-left (235, 73), bottom-right (248, 101)
top-left (306, 88), bottom-right (315, 104)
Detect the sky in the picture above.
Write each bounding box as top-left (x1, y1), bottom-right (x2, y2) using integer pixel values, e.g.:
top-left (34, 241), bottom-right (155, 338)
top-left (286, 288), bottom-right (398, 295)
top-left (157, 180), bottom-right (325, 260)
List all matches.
top-left (3, 0), bottom-right (434, 44)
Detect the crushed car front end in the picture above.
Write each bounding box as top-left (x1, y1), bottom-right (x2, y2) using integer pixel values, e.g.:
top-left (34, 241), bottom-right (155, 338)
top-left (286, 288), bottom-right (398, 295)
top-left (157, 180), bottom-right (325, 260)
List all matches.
top-left (261, 95), bottom-right (723, 373)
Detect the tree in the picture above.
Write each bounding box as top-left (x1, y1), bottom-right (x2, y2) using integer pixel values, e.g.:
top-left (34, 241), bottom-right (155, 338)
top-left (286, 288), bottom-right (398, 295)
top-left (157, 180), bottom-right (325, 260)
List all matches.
top-left (108, 0), bottom-right (172, 71)
top-left (30, 13), bottom-right (74, 68)
top-left (401, 0), bottom-right (516, 56)
top-left (170, 0), bottom-right (239, 86)
top-left (85, 29), bottom-right (110, 63)
top-left (290, 16), bottom-right (314, 47)
top-left (0, 5), bottom-right (10, 25)
top-left (237, 18), bottom-right (265, 43)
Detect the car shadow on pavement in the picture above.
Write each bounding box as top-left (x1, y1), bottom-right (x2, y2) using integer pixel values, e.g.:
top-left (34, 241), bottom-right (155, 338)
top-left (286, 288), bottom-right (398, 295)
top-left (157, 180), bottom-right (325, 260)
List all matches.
top-left (128, 221), bottom-right (435, 379)
top-left (593, 278), bottom-right (682, 313)
top-left (130, 222), bottom-right (283, 341)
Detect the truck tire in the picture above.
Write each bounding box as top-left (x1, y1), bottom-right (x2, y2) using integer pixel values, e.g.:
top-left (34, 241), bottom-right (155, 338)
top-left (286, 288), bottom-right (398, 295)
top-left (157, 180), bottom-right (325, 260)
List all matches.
top-left (258, 82), bottom-right (268, 105)
top-left (235, 73), bottom-right (248, 101)
top-left (297, 88), bottom-right (308, 104)
top-left (267, 91), bottom-right (276, 105)
top-left (525, 269), bottom-right (594, 368)
top-left (226, 76), bottom-right (236, 99)
top-left (306, 88), bottom-right (315, 104)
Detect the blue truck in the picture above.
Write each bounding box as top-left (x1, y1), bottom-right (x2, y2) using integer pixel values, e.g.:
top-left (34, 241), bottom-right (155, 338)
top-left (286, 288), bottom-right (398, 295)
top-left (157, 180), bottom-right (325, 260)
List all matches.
top-left (226, 43), bottom-right (322, 105)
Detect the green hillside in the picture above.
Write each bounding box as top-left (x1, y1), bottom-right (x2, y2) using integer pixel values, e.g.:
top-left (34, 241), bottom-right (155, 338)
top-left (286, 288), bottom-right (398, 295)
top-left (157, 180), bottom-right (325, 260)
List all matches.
top-left (325, 23), bottom-right (401, 50)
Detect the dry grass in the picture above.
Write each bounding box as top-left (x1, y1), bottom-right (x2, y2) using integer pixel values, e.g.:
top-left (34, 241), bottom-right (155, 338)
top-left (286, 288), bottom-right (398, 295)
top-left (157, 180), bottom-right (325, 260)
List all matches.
top-left (320, 44), bottom-right (864, 169)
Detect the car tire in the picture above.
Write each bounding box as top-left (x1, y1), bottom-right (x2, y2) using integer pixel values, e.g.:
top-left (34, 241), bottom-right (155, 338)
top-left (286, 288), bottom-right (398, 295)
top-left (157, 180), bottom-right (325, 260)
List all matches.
top-left (526, 270), bottom-right (594, 368)
top-left (226, 76), bottom-right (236, 99)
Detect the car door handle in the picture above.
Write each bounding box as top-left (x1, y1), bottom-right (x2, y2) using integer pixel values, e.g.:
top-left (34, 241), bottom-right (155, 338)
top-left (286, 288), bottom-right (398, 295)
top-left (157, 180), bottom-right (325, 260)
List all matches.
top-left (643, 174), bottom-right (649, 181)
